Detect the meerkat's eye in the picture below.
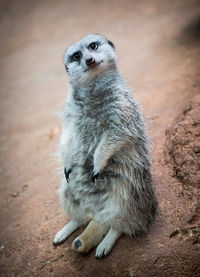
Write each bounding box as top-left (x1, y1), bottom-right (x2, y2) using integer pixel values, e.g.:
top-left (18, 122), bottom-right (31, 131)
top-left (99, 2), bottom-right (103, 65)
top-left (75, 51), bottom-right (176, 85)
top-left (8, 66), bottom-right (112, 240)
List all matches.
top-left (71, 51), bottom-right (81, 62)
top-left (89, 42), bottom-right (98, 50)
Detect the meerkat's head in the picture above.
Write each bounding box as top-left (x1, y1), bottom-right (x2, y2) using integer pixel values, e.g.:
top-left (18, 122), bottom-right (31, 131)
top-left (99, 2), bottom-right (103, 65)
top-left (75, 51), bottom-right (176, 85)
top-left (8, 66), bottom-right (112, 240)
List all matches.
top-left (64, 34), bottom-right (117, 86)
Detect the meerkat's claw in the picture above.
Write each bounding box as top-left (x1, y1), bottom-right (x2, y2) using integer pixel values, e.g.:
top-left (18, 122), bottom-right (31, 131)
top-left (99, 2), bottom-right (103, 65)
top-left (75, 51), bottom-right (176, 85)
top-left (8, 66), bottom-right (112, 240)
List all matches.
top-left (64, 167), bottom-right (72, 183)
top-left (92, 171), bottom-right (99, 182)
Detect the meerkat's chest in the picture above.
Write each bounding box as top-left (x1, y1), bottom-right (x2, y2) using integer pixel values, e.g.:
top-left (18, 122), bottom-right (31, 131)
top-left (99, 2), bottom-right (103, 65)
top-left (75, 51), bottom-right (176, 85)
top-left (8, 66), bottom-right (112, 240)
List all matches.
top-left (77, 105), bottom-right (109, 132)
top-left (70, 99), bottom-right (116, 152)
top-left (75, 114), bottom-right (106, 146)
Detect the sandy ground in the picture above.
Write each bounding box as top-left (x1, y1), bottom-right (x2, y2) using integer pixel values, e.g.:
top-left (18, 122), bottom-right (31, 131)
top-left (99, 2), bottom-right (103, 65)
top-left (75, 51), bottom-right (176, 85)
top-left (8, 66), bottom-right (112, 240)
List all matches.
top-left (0, 0), bottom-right (200, 276)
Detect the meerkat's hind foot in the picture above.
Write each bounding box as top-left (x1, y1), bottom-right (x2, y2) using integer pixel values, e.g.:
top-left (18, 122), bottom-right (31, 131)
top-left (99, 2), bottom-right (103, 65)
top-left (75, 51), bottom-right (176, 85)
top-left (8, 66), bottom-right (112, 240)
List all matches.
top-left (95, 228), bottom-right (122, 259)
top-left (53, 220), bottom-right (81, 245)
top-left (72, 220), bottom-right (108, 254)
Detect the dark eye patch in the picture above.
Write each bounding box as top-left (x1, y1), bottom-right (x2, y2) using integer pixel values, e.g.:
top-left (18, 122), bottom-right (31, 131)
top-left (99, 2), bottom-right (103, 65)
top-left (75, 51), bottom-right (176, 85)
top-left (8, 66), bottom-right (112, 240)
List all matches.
top-left (70, 51), bottom-right (82, 62)
top-left (88, 41), bottom-right (99, 50)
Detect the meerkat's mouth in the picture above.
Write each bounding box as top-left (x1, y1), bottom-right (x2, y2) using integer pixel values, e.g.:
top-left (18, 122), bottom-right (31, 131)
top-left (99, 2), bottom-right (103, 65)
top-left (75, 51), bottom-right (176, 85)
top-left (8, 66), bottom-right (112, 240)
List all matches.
top-left (84, 60), bottom-right (103, 72)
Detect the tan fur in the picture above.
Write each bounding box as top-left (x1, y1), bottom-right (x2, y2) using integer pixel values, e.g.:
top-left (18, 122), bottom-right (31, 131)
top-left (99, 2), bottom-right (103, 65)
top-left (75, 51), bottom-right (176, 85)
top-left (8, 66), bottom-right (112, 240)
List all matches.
top-left (72, 220), bottom-right (108, 253)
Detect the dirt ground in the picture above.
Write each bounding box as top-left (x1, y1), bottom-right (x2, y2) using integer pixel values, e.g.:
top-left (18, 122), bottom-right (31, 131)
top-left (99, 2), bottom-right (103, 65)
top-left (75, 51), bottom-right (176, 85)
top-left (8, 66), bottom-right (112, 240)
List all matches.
top-left (0, 0), bottom-right (200, 276)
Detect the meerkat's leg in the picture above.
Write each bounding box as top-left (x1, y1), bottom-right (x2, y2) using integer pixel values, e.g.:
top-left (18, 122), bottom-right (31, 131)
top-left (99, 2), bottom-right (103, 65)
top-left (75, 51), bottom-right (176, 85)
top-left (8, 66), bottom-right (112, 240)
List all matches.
top-left (53, 220), bottom-right (81, 245)
top-left (93, 132), bottom-right (127, 178)
top-left (95, 228), bottom-right (122, 259)
top-left (72, 220), bottom-right (108, 253)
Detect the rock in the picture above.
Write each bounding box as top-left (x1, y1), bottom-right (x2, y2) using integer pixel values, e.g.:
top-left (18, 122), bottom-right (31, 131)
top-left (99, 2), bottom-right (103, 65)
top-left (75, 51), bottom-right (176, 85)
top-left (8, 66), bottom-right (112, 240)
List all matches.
top-left (165, 95), bottom-right (200, 188)
top-left (10, 192), bottom-right (19, 198)
top-left (22, 184), bottom-right (28, 191)
top-left (193, 145), bottom-right (200, 154)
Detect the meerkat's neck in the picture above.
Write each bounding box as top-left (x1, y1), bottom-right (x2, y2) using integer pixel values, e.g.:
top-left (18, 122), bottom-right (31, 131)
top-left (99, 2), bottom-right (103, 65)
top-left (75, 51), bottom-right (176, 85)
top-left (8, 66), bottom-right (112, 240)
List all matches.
top-left (71, 67), bottom-right (123, 101)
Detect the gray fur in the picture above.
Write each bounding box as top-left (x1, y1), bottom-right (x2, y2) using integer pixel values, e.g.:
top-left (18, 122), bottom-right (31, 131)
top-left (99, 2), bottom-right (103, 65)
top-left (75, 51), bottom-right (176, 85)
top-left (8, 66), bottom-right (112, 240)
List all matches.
top-left (55, 34), bottom-right (157, 254)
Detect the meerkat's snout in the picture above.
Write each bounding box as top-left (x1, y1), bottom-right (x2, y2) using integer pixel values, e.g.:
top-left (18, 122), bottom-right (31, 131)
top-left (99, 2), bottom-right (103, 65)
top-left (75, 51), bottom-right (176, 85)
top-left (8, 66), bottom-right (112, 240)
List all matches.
top-left (85, 57), bottom-right (99, 70)
top-left (86, 57), bottom-right (96, 66)
top-left (84, 56), bottom-right (104, 73)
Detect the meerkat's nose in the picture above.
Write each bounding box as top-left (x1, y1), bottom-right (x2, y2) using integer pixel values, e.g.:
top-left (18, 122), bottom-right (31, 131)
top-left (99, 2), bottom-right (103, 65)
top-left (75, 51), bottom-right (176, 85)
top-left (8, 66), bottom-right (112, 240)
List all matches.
top-left (86, 58), bottom-right (95, 66)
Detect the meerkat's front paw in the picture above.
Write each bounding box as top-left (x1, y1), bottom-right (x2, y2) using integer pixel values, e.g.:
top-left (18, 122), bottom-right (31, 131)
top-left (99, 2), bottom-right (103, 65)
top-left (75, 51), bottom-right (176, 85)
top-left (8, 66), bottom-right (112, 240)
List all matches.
top-left (53, 221), bottom-right (81, 246)
top-left (53, 227), bottom-right (69, 245)
top-left (95, 241), bottom-right (112, 258)
top-left (64, 167), bottom-right (72, 183)
top-left (95, 228), bottom-right (121, 259)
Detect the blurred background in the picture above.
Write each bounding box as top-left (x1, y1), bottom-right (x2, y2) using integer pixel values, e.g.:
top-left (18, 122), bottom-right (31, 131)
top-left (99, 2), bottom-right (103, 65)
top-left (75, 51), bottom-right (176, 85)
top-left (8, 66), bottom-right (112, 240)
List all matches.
top-left (0, 0), bottom-right (200, 276)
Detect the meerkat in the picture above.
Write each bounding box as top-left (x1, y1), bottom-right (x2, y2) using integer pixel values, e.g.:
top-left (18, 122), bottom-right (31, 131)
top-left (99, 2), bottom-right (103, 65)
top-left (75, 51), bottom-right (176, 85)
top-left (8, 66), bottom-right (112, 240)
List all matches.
top-left (53, 34), bottom-right (157, 258)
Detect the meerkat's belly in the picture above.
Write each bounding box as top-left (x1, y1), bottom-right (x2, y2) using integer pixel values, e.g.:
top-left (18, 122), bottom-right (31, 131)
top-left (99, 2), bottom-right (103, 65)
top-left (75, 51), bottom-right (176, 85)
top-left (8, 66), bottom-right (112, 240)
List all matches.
top-left (63, 116), bottom-right (114, 219)
top-left (63, 170), bottom-right (112, 222)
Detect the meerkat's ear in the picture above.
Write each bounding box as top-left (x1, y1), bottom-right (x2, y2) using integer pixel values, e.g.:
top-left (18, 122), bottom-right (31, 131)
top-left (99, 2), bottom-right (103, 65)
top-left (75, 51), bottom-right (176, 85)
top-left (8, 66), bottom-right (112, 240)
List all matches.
top-left (107, 40), bottom-right (115, 50)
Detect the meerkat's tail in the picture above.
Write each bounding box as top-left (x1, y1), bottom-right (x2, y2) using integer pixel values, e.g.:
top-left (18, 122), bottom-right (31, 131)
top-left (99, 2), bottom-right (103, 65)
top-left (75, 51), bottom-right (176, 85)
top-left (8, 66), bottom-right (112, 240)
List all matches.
top-left (72, 220), bottom-right (108, 254)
